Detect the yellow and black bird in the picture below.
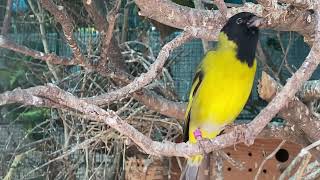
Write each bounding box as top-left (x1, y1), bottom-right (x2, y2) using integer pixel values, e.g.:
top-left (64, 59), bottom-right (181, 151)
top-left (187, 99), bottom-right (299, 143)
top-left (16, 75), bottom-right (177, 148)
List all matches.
top-left (182, 12), bottom-right (262, 179)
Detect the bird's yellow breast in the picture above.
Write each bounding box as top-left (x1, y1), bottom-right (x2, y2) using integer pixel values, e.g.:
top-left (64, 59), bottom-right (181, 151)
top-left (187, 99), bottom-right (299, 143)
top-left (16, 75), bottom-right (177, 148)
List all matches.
top-left (188, 34), bottom-right (257, 143)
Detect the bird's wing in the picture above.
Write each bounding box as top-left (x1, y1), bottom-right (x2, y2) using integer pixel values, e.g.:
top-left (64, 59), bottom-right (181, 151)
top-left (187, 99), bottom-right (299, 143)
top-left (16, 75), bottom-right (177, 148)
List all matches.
top-left (183, 68), bottom-right (204, 142)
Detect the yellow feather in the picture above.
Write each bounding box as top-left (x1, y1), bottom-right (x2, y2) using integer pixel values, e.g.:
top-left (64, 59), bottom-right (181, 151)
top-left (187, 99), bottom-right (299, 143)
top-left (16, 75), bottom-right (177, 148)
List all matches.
top-left (186, 32), bottom-right (257, 165)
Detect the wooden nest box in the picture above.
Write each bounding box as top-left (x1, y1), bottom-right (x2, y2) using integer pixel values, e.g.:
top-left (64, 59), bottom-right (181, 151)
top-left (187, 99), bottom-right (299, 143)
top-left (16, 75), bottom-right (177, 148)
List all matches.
top-left (222, 139), bottom-right (302, 180)
top-left (125, 139), bottom-right (304, 180)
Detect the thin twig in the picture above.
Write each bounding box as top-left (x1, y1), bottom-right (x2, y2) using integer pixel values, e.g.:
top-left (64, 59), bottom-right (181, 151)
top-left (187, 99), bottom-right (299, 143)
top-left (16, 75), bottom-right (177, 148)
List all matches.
top-left (0, 35), bottom-right (79, 65)
top-left (280, 139), bottom-right (320, 180)
top-left (213, 152), bottom-right (224, 180)
top-left (22, 132), bottom-right (106, 179)
top-left (27, 0), bottom-right (59, 81)
top-left (303, 161), bottom-right (320, 177)
top-left (254, 140), bottom-right (286, 180)
top-left (304, 167), bottom-right (320, 180)
top-left (279, 152), bottom-right (308, 180)
top-left (294, 152), bottom-right (312, 180)
top-left (86, 31), bottom-right (192, 105)
top-left (100, 0), bottom-right (121, 64)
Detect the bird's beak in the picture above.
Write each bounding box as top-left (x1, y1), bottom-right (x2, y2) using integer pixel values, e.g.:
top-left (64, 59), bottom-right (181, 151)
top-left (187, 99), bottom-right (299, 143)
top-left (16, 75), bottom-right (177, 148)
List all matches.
top-left (247, 16), bottom-right (264, 28)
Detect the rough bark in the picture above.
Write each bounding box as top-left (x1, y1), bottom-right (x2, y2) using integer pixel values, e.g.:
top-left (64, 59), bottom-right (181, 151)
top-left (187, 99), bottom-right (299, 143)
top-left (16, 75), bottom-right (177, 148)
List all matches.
top-left (0, 84), bottom-right (311, 157)
top-left (134, 0), bottom-right (316, 44)
top-left (259, 72), bottom-right (320, 142)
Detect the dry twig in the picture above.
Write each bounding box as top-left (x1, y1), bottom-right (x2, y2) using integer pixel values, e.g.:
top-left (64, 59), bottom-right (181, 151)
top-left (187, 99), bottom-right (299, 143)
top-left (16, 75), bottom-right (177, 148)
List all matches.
top-left (40, 0), bottom-right (87, 65)
top-left (86, 31), bottom-right (192, 105)
top-left (100, 0), bottom-right (121, 64)
top-left (254, 140), bottom-right (286, 180)
top-left (280, 139), bottom-right (320, 180)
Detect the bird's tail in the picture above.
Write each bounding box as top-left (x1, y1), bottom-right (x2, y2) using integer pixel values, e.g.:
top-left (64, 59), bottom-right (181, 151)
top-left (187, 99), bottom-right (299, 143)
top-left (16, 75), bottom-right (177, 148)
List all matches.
top-left (180, 154), bottom-right (211, 180)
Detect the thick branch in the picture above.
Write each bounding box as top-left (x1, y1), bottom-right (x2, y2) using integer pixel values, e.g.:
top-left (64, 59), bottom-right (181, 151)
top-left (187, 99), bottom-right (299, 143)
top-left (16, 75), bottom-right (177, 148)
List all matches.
top-left (213, 0), bottom-right (228, 19)
top-left (83, 0), bottom-right (107, 31)
top-left (245, 5), bottom-right (320, 142)
top-left (279, 0), bottom-right (315, 9)
top-left (136, 0), bottom-right (224, 40)
top-left (259, 72), bottom-right (320, 142)
top-left (0, 85), bottom-right (307, 157)
top-left (247, 49), bottom-right (320, 141)
top-left (134, 0), bottom-right (315, 43)
top-left (40, 0), bottom-right (86, 64)
top-left (133, 89), bottom-right (186, 120)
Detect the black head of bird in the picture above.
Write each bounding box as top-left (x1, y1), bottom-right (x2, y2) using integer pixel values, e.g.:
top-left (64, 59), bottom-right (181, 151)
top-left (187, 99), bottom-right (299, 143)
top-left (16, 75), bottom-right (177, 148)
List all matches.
top-left (221, 12), bottom-right (263, 67)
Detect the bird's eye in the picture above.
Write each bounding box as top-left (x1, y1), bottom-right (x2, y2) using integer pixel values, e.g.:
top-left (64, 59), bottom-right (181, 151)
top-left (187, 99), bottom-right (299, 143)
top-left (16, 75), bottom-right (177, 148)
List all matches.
top-left (236, 18), bottom-right (243, 24)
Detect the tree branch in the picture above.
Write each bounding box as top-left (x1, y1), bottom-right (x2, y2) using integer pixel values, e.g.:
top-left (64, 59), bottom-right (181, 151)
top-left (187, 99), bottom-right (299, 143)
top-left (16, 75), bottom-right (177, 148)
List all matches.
top-left (298, 80), bottom-right (320, 101)
top-left (40, 0), bottom-right (87, 65)
top-left (0, 34), bottom-right (187, 120)
top-left (134, 0), bottom-right (315, 43)
top-left (279, 0), bottom-right (315, 9)
top-left (1, 0), bottom-right (13, 35)
top-left (213, 0), bottom-right (228, 19)
top-left (259, 72), bottom-right (320, 142)
top-left (86, 31), bottom-right (192, 105)
top-left (0, 84), bottom-right (309, 157)
top-left (132, 89), bottom-right (186, 120)
top-left (82, 0), bottom-right (107, 31)
top-left (0, 35), bottom-right (78, 65)
top-left (244, 3), bottom-right (320, 144)
top-left (100, 0), bottom-right (121, 66)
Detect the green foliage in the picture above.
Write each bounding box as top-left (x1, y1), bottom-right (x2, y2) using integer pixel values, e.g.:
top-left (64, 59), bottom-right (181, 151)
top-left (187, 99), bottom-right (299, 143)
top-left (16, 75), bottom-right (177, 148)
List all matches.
top-left (0, 52), bottom-right (49, 140)
top-left (0, 54), bottom-right (30, 92)
top-left (18, 108), bottom-right (50, 140)
top-left (19, 108), bottom-right (49, 122)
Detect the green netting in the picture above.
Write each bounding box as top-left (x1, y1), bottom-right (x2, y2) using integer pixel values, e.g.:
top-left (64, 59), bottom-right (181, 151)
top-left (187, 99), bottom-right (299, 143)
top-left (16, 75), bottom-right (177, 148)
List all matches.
top-left (169, 39), bottom-right (204, 101)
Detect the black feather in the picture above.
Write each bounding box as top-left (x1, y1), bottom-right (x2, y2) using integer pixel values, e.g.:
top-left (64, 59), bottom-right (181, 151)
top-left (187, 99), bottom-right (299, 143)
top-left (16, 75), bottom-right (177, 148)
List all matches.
top-left (221, 12), bottom-right (259, 67)
top-left (183, 70), bottom-right (204, 142)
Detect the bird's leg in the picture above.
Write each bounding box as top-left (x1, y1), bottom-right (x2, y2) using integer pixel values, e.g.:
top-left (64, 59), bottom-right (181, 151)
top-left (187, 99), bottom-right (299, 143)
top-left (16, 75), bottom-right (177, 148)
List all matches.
top-left (193, 128), bottom-right (210, 154)
top-left (193, 128), bottom-right (203, 141)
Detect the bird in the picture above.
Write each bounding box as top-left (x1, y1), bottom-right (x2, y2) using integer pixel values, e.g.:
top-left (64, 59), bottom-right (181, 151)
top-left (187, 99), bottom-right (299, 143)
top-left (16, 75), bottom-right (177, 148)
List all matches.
top-left (181, 12), bottom-right (263, 180)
